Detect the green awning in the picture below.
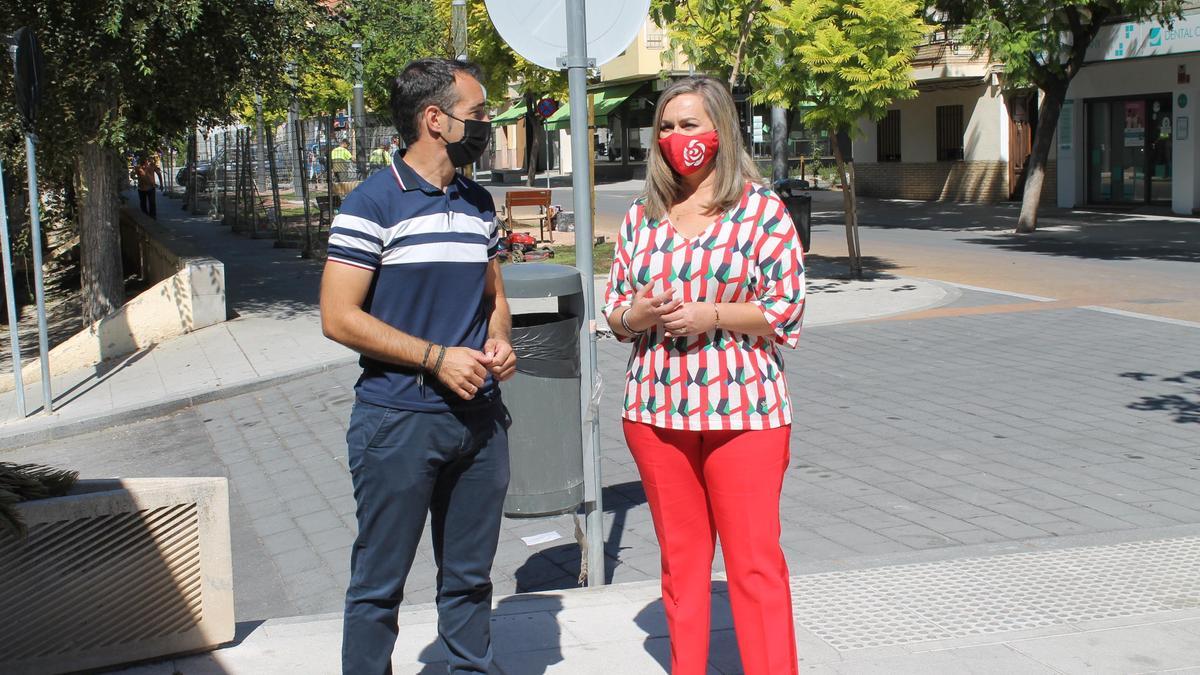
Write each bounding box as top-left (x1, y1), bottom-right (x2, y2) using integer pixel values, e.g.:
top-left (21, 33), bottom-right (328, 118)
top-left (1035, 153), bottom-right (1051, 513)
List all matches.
top-left (490, 104), bottom-right (527, 126)
top-left (543, 83), bottom-right (643, 131)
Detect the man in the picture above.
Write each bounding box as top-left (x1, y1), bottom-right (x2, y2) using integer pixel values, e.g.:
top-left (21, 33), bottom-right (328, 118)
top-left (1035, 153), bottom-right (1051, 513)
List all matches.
top-left (133, 154), bottom-right (163, 219)
top-left (368, 142), bottom-right (391, 174)
top-left (331, 139), bottom-right (355, 182)
top-left (320, 58), bottom-right (516, 675)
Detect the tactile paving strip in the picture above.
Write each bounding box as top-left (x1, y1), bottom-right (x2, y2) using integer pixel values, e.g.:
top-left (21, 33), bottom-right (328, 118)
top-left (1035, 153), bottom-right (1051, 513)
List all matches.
top-left (791, 537), bottom-right (1200, 650)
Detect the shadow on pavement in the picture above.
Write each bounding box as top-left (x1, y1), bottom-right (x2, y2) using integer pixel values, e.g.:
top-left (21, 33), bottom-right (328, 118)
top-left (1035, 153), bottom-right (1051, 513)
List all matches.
top-left (414, 594), bottom-right (565, 674)
top-left (633, 580), bottom-right (738, 673)
top-left (602, 481), bottom-right (652, 585)
top-left (804, 254), bottom-right (901, 284)
top-left (49, 344), bottom-right (158, 413)
top-left (1125, 370), bottom-right (1200, 424)
top-left (959, 223), bottom-right (1200, 264)
top-left (496, 481), bottom-right (653, 594)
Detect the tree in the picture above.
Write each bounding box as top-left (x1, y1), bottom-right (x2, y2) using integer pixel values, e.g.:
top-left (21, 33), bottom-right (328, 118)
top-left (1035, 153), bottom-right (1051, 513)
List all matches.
top-left (936, 0), bottom-right (1185, 233)
top-left (758, 0), bottom-right (926, 276)
top-left (0, 1), bottom-right (307, 323)
top-left (650, 0), bottom-right (775, 87)
top-left (346, 0), bottom-right (446, 113)
top-left (450, 1), bottom-right (567, 186)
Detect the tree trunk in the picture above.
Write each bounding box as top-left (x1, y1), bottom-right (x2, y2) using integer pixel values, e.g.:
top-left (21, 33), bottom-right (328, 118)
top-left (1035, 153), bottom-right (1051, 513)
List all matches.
top-left (524, 94), bottom-right (539, 187)
top-left (830, 129), bottom-right (862, 278)
top-left (770, 105), bottom-right (789, 184)
top-left (728, 0), bottom-right (763, 87)
top-left (1016, 80), bottom-right (1067, 233)
top-left (77, 144), bottom-right (124, 324)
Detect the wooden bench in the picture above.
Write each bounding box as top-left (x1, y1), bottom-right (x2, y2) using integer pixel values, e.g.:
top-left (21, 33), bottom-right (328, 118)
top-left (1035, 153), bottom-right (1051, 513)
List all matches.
top-left (314, 194), bottom-right (342, 230)
top-left (503, 189), bottom-right (554, 243)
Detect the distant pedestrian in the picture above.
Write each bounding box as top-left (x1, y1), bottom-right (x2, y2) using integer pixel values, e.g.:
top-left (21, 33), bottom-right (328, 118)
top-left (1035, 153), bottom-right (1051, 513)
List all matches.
top-left (307, 149), bottom-right (324, 183)
top-left (368, 142), bottom-right (391, 174)
top-left (603, 76), bottom-right (806, 675)
top-left (320, 58), bottom-right (512, 675)
top-left (133, 154), bottom-right (163, 219)
top-left (331, 139), bottom-right (354, 182)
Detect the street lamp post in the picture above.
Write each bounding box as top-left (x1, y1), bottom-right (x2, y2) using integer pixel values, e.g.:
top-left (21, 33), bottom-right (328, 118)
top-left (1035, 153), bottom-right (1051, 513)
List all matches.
top-left (452, 0), bottom-right (468, 61)
top-left (351, 42), bottom-right (366, 177)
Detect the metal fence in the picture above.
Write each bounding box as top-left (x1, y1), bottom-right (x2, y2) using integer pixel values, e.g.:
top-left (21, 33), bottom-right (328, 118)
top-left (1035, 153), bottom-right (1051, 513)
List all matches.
top-left (180, 112), bottom-right (396, 258)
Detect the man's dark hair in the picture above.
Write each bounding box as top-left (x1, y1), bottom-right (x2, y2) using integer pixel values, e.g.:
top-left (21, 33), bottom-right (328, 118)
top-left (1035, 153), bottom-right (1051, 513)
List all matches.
top-left (390, 58), bottom-right (485, 145)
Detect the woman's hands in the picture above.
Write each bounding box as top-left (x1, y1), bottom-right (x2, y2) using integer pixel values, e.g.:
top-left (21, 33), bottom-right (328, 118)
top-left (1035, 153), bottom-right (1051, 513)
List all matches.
top-left (662, 301), bottom-right (718, 338)
top-left (622, 284), bottom-right (682, 334)
top-left (623, 284), bottom-right (718, 338)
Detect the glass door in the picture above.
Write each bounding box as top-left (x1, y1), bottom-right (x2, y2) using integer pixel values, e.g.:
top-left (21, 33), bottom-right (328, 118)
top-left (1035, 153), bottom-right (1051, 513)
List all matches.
top-left (1148, 96), bottom-right (1173, 202)
top-left (1086, 95), bottom-right (1172, 205)
top-left (1087, 101), bottom-right (1113, 203)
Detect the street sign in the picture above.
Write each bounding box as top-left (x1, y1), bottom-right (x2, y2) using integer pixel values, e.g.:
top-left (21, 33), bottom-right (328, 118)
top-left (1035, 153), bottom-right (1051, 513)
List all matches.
top-left (484, 0), bottom-right (650, 70)
top-left (11, 27), bottom-right (45, 131)
top-left (536, 97), bottom-right (560, 120)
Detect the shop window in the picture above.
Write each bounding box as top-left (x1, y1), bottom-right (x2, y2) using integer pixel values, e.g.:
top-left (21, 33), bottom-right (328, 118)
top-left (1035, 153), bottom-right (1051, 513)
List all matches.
top-left (877, 110), bottom-right (901, 162)
top-left (937, 105), bottom-right (965, 161)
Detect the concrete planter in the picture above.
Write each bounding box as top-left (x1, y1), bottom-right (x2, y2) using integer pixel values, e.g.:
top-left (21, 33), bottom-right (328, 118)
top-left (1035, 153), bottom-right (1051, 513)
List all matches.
top-left (0, 477), bottom-right (234, 675)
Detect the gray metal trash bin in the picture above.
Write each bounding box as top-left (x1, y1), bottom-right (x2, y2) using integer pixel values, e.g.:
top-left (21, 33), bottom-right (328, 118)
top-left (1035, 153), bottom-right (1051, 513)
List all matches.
top-left (501, 263), bottom-right (585, 517)
top-left (774, 178), bottom-right (812, 252)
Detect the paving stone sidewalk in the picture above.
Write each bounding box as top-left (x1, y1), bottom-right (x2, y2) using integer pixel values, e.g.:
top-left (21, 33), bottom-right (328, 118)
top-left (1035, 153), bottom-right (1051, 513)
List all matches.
top-left (7, 287), bottom-right (1198, 627)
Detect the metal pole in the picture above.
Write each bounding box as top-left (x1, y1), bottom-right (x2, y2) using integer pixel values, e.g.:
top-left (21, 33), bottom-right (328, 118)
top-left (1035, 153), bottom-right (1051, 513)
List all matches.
top-left (545, 124), bottom-right (551, 189)
top-left (452, 0), bottom-right (474, 179)
top-left (452, 0), bottom-right (468, 61)
top-left (565, 0), bottom-right (604, 587)
top-left (352, 43), bottom-right (366, 179)
top-left (254, 94), bottom-right (269, 192)
top-left (206, 132), bottom-right (217, 219)
top-left (23, 133), bottom-right (51, 413)
top-left (267, 128), bottom-right (283, 241)
top-left (0, 160), bottom-right (25, 417)
top-left (295, 118), bottom-right (313, 257)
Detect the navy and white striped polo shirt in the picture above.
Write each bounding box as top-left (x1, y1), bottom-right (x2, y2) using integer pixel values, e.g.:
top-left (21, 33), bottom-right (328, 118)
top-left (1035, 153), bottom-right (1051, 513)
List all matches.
top-left (327, 155), bottom-right (501, 411)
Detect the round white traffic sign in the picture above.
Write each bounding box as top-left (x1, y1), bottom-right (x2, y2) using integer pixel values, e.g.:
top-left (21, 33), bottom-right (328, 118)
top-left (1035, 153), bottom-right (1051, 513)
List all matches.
top-left (484, 0), bottom-right (651, 70)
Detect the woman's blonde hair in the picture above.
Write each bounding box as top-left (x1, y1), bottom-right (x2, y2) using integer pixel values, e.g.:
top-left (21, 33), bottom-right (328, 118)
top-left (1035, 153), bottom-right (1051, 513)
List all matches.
top-left (643, 76), bottom-right (762, 221)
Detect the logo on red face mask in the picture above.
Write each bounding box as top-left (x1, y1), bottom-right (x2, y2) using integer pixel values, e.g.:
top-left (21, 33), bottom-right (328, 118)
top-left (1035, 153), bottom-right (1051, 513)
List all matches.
top-left (659, 130), bottom-right (720, 176)
top-left (682, 139), bottom-right (708, 167)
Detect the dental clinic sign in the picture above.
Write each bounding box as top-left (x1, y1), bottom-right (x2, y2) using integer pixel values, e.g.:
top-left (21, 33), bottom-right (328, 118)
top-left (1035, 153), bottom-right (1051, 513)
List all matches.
top-left (1087, 14), bottom-right (1200, 62)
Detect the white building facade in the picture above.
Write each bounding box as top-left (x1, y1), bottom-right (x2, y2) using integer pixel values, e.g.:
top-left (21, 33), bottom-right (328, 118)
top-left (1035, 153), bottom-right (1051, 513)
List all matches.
top-left (1057, 12), bottom-right (1200, 214)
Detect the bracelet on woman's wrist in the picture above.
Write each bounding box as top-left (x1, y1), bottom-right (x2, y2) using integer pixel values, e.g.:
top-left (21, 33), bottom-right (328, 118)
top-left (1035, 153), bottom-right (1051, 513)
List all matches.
top-left (619, 307), bottom-right (646, 336)
top-left (712, 303), bottom-right (721, 329)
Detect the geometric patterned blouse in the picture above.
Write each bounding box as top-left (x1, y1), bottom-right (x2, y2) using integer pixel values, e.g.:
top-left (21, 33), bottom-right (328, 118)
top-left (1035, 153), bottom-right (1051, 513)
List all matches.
top-left (603, 181), bottom-right (806, 431)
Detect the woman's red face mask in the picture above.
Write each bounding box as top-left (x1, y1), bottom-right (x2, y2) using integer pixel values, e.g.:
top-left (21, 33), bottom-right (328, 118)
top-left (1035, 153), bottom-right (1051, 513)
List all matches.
top-left (658, 130), bottom-right (719, 176)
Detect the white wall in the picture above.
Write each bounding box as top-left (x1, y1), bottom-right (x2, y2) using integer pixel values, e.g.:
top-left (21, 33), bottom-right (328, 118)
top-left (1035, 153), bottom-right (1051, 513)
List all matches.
top-left (558, 129), bottom-right (573, 173)
top-left (1059, 53), bottom-right (1200, 214)
top-left (854, 82), bottom-right (1004, 163)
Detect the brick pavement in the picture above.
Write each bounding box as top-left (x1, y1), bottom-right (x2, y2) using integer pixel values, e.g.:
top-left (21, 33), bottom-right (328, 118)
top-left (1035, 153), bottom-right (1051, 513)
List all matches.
top-left (4, 288), bottom-right (1198, 624)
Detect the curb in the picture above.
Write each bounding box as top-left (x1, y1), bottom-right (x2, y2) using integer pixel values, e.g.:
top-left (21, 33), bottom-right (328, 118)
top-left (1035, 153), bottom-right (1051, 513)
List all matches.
top-left (0, 356), bottom-right (358, 448)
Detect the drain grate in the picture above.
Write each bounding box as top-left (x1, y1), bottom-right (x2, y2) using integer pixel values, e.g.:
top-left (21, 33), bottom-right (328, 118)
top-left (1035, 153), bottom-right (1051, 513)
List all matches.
top-left (791, 537), bottom-right (1200, 650)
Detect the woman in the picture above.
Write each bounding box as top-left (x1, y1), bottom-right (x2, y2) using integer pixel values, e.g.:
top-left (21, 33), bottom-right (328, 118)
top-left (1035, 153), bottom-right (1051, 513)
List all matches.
top-left (603, 76), bottom-right (805, 675)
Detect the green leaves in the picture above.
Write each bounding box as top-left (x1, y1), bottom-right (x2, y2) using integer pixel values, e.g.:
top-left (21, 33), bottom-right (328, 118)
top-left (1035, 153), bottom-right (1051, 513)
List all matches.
top-left (652, 0), bottom-right (774, 86)
top-left (939, 0), bottom-right (1186, 89)
top-left (449, 0), bottom-right (567, 106)
top-left (762, 0), bottom-right (925, 131)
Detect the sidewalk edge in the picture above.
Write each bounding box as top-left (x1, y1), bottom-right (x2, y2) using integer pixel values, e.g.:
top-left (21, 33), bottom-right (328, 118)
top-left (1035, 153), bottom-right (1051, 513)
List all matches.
top-left (0, 356), bottom-right (358, 448)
